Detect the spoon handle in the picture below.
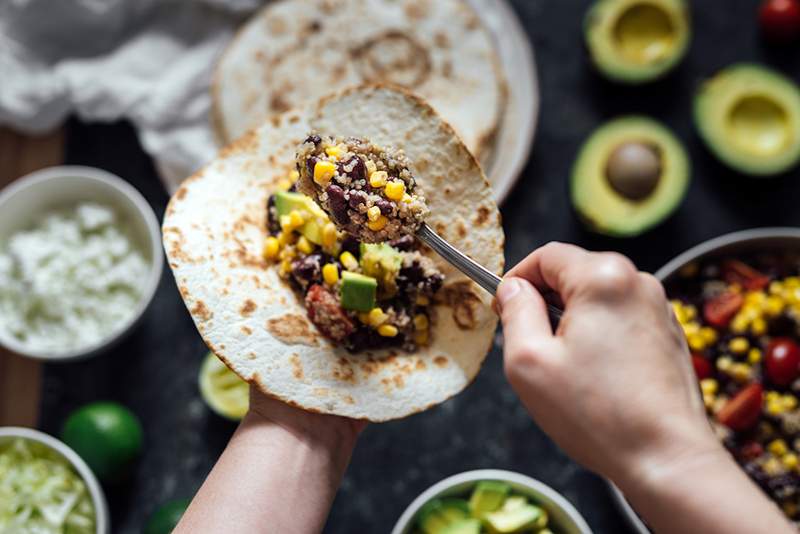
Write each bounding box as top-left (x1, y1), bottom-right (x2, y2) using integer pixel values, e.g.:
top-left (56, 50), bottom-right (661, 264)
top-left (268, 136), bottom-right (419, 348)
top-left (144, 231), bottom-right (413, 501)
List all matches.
top-left (415, 223), bottom-right (563, 322)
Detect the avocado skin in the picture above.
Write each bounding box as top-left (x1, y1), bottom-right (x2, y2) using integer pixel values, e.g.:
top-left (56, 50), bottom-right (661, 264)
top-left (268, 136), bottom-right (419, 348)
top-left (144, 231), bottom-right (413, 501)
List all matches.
top-left (584, 0), bottom-right (691, 84)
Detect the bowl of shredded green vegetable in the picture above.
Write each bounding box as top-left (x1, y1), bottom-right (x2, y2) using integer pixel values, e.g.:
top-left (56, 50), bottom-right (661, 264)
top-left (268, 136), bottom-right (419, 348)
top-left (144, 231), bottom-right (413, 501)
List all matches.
top-left (0, 427), bottom-right (109, 534)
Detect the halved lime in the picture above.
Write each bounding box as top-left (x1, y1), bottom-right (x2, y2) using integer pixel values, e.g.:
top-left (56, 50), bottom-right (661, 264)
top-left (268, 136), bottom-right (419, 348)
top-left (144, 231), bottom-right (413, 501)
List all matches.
top-left (199, 352), bottom-right (249, 420)
top-left (61, 401), bottom-right (143, 482)
top-left (144, 498), bottom-right (191, 534)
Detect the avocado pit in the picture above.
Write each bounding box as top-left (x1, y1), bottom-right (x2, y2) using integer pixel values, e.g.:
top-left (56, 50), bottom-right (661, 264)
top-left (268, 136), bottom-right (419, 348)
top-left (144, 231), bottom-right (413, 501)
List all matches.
top-left (606, 141), bottom-right (662, 201)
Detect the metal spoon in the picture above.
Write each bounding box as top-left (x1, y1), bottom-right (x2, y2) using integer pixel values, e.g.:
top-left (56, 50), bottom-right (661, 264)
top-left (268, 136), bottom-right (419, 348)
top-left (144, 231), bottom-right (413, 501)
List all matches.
top-left (416, 223), bottom-right (563, 322)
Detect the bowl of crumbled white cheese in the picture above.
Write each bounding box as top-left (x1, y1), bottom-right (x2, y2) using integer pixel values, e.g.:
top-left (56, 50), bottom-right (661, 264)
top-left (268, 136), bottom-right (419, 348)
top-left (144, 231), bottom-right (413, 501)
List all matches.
top-left (0, 166), bottom-right (163, 361)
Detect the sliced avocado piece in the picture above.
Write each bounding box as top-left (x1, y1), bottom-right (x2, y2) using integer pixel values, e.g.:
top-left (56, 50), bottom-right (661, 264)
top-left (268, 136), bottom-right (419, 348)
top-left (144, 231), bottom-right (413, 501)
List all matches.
top-left (273, 191), bottom-right (328, 244)
top-left (584, 0), bottom-right (690, 84)
top-left (485, 504), bottom-right (546, 533)
top-left (499, 496), bottom-right (528, 513)
top-left (571, 116), bottom-right (689, 237)
top-left (694, 63), bottom-right (800, 176)
top-left (441, 518), bottom-right (481, 534)
top-left (340, 271), bottom-right (377, 312)
top-left (438, 499), bottom-right (470, 523)
top-left (468, 481), bottom-right (511, 518)
top-left (360, 243), bottom-right (403, 291)
top-left (417, 499), bottom-right (449, 534)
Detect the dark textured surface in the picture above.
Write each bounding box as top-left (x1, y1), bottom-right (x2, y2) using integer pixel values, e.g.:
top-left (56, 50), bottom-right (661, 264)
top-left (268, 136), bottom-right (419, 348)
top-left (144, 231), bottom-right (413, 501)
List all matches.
top-left (37, 1), bottom-right (800, 533)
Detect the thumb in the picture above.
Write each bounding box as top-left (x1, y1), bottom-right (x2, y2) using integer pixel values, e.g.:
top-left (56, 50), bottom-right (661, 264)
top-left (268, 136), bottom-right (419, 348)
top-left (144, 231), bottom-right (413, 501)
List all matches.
top-left (497, 277), bottom-right (555, 354)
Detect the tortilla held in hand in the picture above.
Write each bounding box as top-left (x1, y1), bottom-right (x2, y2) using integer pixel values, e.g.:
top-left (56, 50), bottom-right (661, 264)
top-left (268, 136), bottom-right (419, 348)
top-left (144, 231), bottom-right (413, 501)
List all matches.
top-left (163, 85), bottom-right (504, 421)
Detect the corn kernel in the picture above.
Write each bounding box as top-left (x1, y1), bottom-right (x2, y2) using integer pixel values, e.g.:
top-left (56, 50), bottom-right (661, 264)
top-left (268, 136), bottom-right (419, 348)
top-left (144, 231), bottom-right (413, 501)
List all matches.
top-left (730, 315), bottom-right (750, 333)
top-left (378, 324), bottom-right (398, 337)
top-left (297, 236), bottom-right (313, 255)
top-left (786, 277), bottom-right (800, 289)
top-left (367, 205), bottom-right (382, 222)
top-left (290, 209), bottom-right (306, 227)
top-left (700, 378), bottom-right (718, 395)
top-left (322, 222), bottom-right (338, 248)
top-left (384, 180), bottom-right (406, 201)
top-left (730, 363), bottom-right (751, 382)
top-left (703, 393), bottom-right (715, 409)
top-left (402, 193), bottom-right (413, 203)
top-left (717, 356), bottom-right (733, 371)
top-left (748, 348), bottom-right (763, 364)
top-left (770, 281), bottom-right (785, 295)
top-left (413, 314), bottom-right (429, 331)
top-left (783, 395), bottom-right (798, 411)
top-left (751, 317), bottom-right (768, 336)
top-left (322, 263), bottom-right (339, 286)
top-left (313, 160), bottom-right (336, 186)
top-left (671, 300), bottom-right (685, 322)
top-left (368, 308), bottom-right (388, 327)
top-left (340, 251), bottom-right (359, 271)
top-left (279, 246), bottom-right (296, 261)
top-left (784, 452), bottom-right (799, 470)
top-left (289, 169), bottom-right (300, 181)
top-left (367, 215), bottom-right (388, 231)
top-left (783, 502), bottom-right (798, 517)
top-left (769, 439), bottom-right (789, 457)
top-left (729, 337), bottom-right (749, 354)
top-left (688, 333), bottom-right (706, 352)
top-left (764, 457), bottom-right (783, 476)
top-left (279, 259), bottom-right (292, 276)
top-left (277, 178), bottom-right (292, 191)
top-left (767, 391), bottom-right (782, 402)
top-left (682, 322), bottom-right (700, 336)
top-left (416, 295), bottom-right (430, 306)
top-left (765, 296), bottom-right (785, 317)
top-left (369, 170), bottom-right (388, 188)
top-left (263, 236), bottom-right (280, 260)
top-left (767, 400), bottom-right (784, 416)
top-left (415, 330), bottom-right (429, 346)
top-left (358, 312), bottom-right (370, 324)
top-left (325, 145), bottom-right (342, 160)
top-left (700, 327), bottom-right (718, 344)
top-left (365, 160), bottom-right (377, 174)
top-left (277, 231), bottom-right (296, 247)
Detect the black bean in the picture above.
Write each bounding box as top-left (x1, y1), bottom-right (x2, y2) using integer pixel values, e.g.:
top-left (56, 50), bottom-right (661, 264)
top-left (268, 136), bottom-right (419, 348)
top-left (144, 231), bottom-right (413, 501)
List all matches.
top-left (341, 235), bottom-right (360, 257)
top-left (291, 254), bottom-right (323, 290)
top-left (348, 190), bottom-right (368, 209)
top-left (389, 235), bottom-right (415, 251)
top-left (306, 156), bottom-right (317, 176)
top-left (339, 156), bottom-right (366, 182)
top-left (376, 199), bottom-right (394, 216)
top-left (326, 184), bottom-right (349, 224)
top-left (767, 473), bottom-right (799, 500)
top-left (266, 195), bottom-right (280, 234)
top-left (305, 134), bottom-right (321, 145)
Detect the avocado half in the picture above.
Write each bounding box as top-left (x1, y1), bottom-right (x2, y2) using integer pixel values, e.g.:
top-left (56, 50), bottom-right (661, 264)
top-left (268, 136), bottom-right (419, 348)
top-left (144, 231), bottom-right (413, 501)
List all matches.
top-left (694, 64), bottom-right (800, 176)
top-left (585, 0), bottom-right (690, 84)
top-left (571, 116), bottom-right (690, 237)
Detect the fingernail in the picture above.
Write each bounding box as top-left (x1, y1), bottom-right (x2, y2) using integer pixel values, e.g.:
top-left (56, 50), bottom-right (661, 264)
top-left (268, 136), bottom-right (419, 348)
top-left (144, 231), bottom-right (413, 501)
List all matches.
top-left (496, 278), bottom-right (522, 311)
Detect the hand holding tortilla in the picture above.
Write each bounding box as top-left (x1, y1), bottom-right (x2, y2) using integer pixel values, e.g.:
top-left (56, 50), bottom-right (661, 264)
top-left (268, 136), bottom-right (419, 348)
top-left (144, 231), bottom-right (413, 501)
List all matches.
top-left (164, 85), bottom-right (503, 421)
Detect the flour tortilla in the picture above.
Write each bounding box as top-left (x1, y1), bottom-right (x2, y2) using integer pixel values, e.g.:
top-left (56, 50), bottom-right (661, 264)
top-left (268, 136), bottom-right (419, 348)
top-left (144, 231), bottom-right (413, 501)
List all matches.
top-left (165, 85), bottom-right (504, 421)
top-left (212, 0), bottom-right (505, 162)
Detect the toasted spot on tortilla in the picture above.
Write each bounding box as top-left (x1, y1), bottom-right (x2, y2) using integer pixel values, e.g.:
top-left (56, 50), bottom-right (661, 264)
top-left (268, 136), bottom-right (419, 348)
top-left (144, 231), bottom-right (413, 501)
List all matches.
top-left (440, 281), bottom-right (482, 330)
top-left (240, 299), bottom-right (257, 317)
top-left (444, 186), bottom-right (453, 196)
top-left (434, 356), bottom-right (449, 367)
top-left (352, 31), bottom-right (431, 88)
top-left (266, 314), bottom-right (320, 347)
top-left (457, 221), bottom-right (467, 239)
top-left (313, 388), bottom-right (330, 397)
top-left (435, 31), bottom-right (450, 48)
top-left (290, 354), bottom-right (304, 380)
top-left (359, 360), bottom-right (379, 376)
top-left (241, 325), bottom-right (253, 335)
top-left (220, 128), bottom-right (259, 158)
top-left (442, 60), bottom-right (453, 78)
top-left (191, 300), bottom-right (212, 322)
top-left (270, 94), bottom-right (290, 113)
top-left (247, 352), bottom-right (256, 360)
top-left (416, 359), bottom-right (427, 370)
top-left (404, 0), bottom-right (430, 20)
top-left (393, 374), bottom-right (405, 388)
top-left (343, 395), bottom-right (355, 405)
top-left (175, 187), bottom-right (188, 200)
top-left (475, 206), bottom-right (490, 226)
top-left (332, 359), bottom-right (356, 383)
top-left (266, 14), bottom-right (287, 34)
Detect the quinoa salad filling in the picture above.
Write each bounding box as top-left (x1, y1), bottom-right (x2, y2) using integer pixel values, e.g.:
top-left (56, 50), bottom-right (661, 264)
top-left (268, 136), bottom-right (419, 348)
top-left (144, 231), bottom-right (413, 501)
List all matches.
top-left (295, 134), bottom-right (428, 243)
top-left (263, 170), bottom-right (442, 352)
top-left (668, 254), bottom-right (800, 525)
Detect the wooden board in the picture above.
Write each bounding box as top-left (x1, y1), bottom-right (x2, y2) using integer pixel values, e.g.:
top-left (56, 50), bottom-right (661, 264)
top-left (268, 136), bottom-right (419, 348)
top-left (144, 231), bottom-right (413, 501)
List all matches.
top-left (0, 127), bottom-right (64, 427)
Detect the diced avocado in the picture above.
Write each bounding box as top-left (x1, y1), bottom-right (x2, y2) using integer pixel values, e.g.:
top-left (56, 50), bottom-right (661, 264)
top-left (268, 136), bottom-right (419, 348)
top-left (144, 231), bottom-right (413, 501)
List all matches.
top-left (340, 271), bottom-right (377, 312)
top-left (273, 191), bottom-right (328, 244)
top-left (417, 500), bottom-right (449, 534)
top-left (468, 481), bottom-right (511, 518)
top-left (485, 504), bottom-right (546, 534)
top-left (360, 243), bottom-right (402, 290)
top-left (438, 499), bottom-right (470, 523)
top-left (440, 518), bottom-right (481, 534)
top-left (499, 496), bottom-right (528, 513)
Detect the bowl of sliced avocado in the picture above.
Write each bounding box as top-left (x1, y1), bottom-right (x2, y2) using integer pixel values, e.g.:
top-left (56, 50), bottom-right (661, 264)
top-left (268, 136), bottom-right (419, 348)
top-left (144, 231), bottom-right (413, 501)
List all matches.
top-left (392, 469), bottom-right (592, 534)
top-left (694, 63), bottom-right (800, 176)
top-left (584, 0), bottom-right (691, 84)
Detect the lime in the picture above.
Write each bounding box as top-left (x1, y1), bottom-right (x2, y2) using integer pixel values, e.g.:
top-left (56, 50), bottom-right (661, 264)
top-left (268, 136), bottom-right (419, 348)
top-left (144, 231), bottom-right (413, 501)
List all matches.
top-left (61, 401), bottom-right (143, 482)
top-left (199, 352), bottom-right (249, 420)
top-left (144, 498), bottom-right (191, 534)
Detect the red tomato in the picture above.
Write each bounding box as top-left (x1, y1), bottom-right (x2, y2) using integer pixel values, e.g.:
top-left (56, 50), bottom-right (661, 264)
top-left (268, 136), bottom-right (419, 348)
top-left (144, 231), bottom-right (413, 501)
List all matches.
top-left (692, 354), bottom-right (712, 380)
top-left (739, 441), bottom-right (765, 461)
top-left (760, 0), bottom-right (800, 41)
top-left (766, 338), bottom-right (800, 386)
top-left (718, 383), bottom-right (763, 432)
top-left (721, 260), bottom-right (770, 291)
top-left (703, 292), bottom-right (743, 328)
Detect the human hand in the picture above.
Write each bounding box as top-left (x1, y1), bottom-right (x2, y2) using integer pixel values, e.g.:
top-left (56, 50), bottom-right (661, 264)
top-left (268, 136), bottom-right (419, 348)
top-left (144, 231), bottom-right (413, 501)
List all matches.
top-left (496, 242), bottom-right (721, 488)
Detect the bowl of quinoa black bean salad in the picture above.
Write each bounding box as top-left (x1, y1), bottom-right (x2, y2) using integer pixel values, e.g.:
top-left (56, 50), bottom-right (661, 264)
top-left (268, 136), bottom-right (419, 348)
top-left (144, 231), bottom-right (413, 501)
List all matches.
top-left (612, 228), bottom-right (800, 532)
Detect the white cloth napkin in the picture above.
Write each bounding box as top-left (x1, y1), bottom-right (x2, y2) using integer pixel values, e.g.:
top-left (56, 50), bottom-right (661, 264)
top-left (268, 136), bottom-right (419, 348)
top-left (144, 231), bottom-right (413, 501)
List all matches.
top-left (0, 0), bottom-right (266, 192)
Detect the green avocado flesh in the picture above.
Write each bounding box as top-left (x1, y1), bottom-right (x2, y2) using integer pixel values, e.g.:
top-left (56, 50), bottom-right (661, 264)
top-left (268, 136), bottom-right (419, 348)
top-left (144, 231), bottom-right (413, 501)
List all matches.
top-left (416, 482), bottom-right (551, 534)
top-left (571, 116), bottom-right (690, 237)
top-left (273, 191), bottom-right (325, 244)
top-left (339, 271), bottom-right (377, 311)
top-left (585, 0), bottom-right (690, 83)
top-left (694, 64), bottom-right (800, 176)
top-left (360, 243), bottom-right (402, 291)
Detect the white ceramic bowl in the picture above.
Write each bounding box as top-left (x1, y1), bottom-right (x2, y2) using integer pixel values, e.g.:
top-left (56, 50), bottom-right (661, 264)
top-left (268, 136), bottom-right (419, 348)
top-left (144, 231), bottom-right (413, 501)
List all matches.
top-left (610, 227), bottom-right (800, 534)
top-left (392, 469), bottom-right (593, 534)
top-left (0, 165), bottom-right (163, 361)
top-left (0, 426), bottom-right (110, 534)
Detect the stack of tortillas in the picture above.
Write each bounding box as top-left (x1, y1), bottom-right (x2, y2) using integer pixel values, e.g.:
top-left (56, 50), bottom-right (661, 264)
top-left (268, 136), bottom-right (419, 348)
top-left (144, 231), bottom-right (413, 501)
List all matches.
top-left (212, 0), bottom-right (506, 165)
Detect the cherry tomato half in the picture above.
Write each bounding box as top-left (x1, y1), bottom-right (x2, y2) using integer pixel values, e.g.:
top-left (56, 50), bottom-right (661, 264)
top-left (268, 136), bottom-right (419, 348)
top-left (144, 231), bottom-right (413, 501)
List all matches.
top-left (718, 383), bottom-right (763, 432)
top-left (766, 338), bottom-right (800, 386)
top-left (703, 292), bottom-right (743, 329)
top-left (760, 0), bottom-right (800, 42)
top-left (692, 354), bottom-right (713, 381)
top-left (721, 260), bottom-right (770, 291)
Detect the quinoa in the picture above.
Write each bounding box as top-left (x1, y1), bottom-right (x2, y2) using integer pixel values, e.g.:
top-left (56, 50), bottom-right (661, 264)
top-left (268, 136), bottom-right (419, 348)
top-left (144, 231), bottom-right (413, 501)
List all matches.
top-left (295, 134), bottom-right (428, 243)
